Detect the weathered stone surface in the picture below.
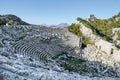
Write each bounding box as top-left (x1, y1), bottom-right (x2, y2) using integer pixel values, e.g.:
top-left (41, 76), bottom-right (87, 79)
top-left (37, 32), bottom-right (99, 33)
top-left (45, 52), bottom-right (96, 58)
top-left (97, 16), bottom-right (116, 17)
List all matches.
top-left (112, 50), bottom-right (120, 62)
top-left (112, 28), bottom-right (120, 41)
top-left (79, 23), bottom-right (93, 37)
top-left (76, 21), bottom-right (100, 42)
top-left (95, 39), bottom-right (115, 55)
top-left (86, 14), bottom-right (97, 22)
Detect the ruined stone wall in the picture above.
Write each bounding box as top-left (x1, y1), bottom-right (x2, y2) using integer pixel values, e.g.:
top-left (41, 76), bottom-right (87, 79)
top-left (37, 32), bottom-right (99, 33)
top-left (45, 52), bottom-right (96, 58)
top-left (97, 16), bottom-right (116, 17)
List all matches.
top-left (95, 39), bottom-right (115, 55)
top-left (76, 21), bottom-right (120, 61)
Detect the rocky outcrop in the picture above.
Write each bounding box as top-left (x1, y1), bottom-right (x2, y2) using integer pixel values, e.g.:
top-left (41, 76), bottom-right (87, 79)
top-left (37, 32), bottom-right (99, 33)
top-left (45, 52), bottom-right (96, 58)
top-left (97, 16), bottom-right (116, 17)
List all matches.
top-left (76, 21), bottom-right (100, 42)
top-left (95, 39), bottom-right (115, 55)
top-left (82, 44), bottom-right (120, 77)
top-left (76, 20), bottom-right (120, 62)
top-left (112, 28), bottom-right (120, 46)
top-left (112, 50), bottom-right (120, 61)
top-left (112, 28), bottom-right (120, 40)
top-left (86, 14), bottom-right (97, 22)
top-left (82, 45), bottom-right (116, 67)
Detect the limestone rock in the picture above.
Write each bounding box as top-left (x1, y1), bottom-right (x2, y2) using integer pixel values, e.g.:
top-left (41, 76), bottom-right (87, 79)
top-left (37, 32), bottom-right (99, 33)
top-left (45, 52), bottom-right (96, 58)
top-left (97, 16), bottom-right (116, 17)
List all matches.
top-left (86, 14), bottom-right (97, 22)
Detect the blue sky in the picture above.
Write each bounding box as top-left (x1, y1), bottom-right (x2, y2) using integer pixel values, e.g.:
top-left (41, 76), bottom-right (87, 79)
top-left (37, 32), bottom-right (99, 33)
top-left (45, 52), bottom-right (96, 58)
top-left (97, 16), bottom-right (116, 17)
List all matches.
top-left (0, 0), bottom-right (120, 25)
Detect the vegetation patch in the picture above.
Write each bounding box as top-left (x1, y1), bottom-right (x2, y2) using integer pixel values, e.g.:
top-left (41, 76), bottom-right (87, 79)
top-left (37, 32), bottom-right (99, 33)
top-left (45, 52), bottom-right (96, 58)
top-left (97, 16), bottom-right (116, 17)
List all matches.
top-left (117, 32), bottom-right (120, 40)
top-left (54, 52), bottom-right (98, 75)
top-left (60, 56), bottom-right (98, 74)
top-left (75, 12), bottom-right (120, 42)
top-left (67, 23), bottom-right (82, 36)
top-left (67, 23), bottom-right (95, 47)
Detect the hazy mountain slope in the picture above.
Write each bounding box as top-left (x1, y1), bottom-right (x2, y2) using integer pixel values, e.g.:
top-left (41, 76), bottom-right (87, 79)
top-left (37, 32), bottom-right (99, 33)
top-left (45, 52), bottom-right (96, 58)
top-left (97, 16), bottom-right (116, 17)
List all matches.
top-left (0, 14), bottom-right (29, 25)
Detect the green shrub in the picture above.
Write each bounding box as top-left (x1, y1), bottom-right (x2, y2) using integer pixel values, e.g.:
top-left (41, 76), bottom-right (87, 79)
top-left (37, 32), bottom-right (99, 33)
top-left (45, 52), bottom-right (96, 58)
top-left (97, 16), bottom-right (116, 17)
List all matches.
top-left (82, 36), bottom-right (95, 45)
top-left (117, 32), bottom-right (120, 40)
top-left (7, 20), bottom-right (14, 25)
top-left (0, 19), bottom-right (5, 25)
top-left (60, 56), bottom-right (98, 74)
top-left (77, 17), bottom-right (92, 29)
top-left (67, 23), bottom-right (82, 36)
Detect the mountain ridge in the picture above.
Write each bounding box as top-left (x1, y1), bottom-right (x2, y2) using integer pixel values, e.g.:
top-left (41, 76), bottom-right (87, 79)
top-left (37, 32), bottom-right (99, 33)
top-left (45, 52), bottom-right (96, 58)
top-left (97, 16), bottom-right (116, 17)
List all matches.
top-left (0, 14), bottom-right (29, 25)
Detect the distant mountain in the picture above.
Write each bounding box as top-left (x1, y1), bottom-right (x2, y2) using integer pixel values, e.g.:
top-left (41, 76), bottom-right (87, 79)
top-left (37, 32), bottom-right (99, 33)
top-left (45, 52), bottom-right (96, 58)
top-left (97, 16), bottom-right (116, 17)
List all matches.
top-left (57, 23), bottom-right (69, 27)
top-left (0, 14), bottom-right (29, 25)
top-left (49, 23), bottom-right (69, 28)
